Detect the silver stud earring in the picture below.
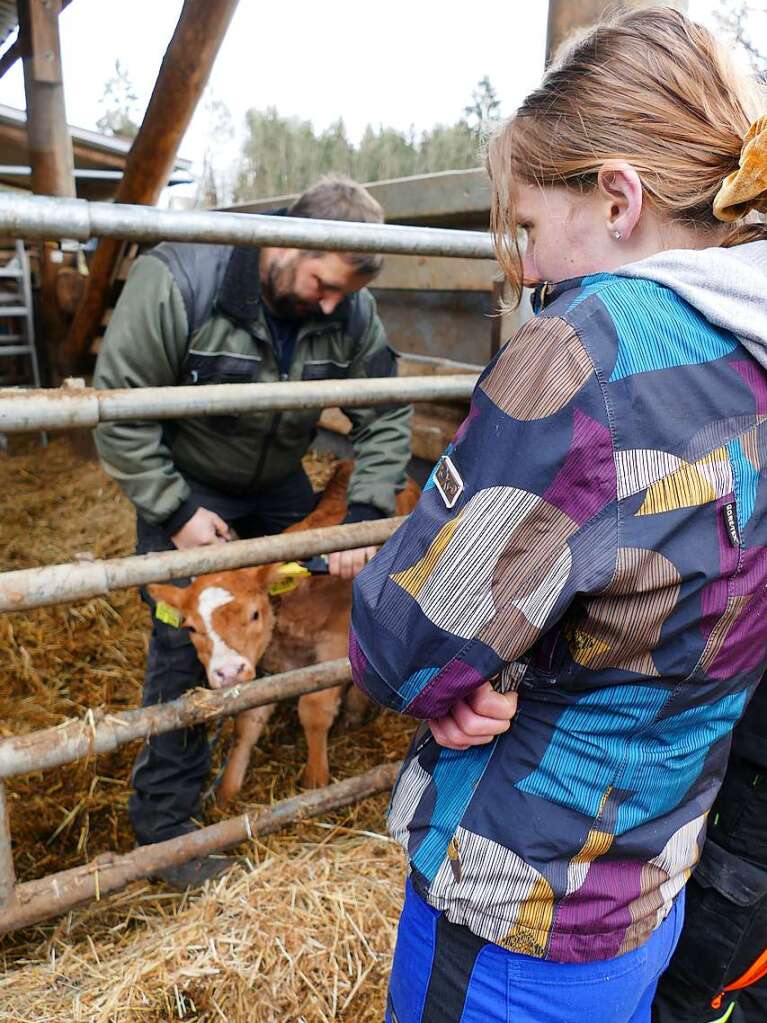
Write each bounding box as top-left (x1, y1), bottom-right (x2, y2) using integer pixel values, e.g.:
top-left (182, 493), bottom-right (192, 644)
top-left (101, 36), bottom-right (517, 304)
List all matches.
top-left (613, 230), bottom-right (622, 241)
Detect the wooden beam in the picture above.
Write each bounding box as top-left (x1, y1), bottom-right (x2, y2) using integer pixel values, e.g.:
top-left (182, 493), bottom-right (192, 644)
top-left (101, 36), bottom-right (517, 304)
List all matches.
top-left (0, 0), bottom-right (73, 82)
top-left (0, 783), bottom-right (15, 909)
top-left (17, 0), bottom-right (76, 385)
top-left (546, 0), bottom-right (689, 65)
top-left (17, 0), bottom-right (74, 198)
top-left (374, 254), bottom-right (498, 292)
top-left (62, 0), bottom-right (240, 373)
top-left (222, 168), bottom-right (493, 228)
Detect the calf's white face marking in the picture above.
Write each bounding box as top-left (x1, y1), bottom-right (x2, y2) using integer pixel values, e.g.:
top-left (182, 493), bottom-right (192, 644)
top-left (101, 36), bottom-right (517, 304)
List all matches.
top-left (197, 585), bottom-right (253, 687)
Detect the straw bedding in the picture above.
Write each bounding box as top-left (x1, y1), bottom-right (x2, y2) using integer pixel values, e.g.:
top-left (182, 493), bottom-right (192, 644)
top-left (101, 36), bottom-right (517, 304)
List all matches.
top-left (0, 438), bottom-right (413, 1021)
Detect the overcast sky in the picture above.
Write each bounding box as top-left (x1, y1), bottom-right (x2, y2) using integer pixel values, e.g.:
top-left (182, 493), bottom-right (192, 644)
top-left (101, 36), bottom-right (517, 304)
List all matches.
top-left (0, 0), bottom-right (756, 198)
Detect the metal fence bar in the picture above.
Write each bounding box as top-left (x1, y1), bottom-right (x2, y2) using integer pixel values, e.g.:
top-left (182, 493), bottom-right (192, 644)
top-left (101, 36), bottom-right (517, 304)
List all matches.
top-left (0, 193), bottom-right (496, 259)
top-left (0, 658), bottom-right (352, 780)
top-left (0, 374), bottom-right (478, 433)
top-left (0, 517), bottom-right (405, 613)
top-left (0, 760), bottom-right (400, 933)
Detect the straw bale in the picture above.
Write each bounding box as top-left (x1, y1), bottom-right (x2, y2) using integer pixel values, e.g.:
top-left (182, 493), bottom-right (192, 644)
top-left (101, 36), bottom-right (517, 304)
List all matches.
top-left (0, 439), bottom-right (414, 1020)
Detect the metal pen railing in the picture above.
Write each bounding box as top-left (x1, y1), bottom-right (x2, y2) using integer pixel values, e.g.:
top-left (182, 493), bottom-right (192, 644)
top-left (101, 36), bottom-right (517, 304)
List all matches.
top-left (0, 193), bottom-right (495, 258)
top-left (0, 192), bottom-right (488, 931)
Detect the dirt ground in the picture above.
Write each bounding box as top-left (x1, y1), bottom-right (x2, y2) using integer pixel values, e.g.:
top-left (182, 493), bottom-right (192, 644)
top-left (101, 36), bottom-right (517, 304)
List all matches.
top-left (0, 437), bottom-right (414, 1022)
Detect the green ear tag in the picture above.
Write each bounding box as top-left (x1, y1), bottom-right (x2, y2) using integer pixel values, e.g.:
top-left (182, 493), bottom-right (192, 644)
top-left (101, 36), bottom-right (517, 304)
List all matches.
top-left (155, 601), bottom-right (183, 628)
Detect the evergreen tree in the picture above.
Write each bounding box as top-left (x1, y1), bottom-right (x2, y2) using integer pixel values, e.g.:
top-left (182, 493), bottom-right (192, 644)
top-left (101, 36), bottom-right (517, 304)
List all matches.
top-left (97, 60), bottom-right (141, 139)
top-left (229, 77), bottom-right (502, 203)
top-left (196, 97), bottom-right (236, 208)
top-left (463, 75), bottom-right (502, 137)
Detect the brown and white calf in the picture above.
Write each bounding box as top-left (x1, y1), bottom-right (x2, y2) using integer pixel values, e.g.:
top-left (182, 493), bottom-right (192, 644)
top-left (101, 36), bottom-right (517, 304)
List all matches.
top-left (148, 461), bottom-right (420, 800)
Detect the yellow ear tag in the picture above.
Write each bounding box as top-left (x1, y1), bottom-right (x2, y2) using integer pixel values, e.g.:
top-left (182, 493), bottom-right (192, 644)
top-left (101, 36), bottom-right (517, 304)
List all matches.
top-left (267, 561), bottom-right (311, 597)
top-left (155, 601), bottom-right (183, 628)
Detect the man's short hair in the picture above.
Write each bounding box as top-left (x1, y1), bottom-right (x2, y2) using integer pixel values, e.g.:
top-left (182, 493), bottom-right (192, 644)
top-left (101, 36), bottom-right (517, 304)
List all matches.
top-left (288, 175), bottom-right (384, 277)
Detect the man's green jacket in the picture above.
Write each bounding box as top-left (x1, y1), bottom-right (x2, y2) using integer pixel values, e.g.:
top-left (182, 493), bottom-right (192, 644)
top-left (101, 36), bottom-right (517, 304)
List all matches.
top-left (93, 242), bottom-right (412, 531)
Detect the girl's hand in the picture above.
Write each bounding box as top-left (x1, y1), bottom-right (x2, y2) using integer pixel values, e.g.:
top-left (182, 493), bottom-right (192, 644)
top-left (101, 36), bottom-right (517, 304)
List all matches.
top-left (428, 682), bottom-right (519, 751)
top-left (327, 546), bottom-right (378, 579)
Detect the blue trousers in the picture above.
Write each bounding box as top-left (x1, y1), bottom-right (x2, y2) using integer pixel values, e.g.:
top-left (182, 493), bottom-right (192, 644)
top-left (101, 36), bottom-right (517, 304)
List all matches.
top-left (386, 879), bottom-right (685, 1023)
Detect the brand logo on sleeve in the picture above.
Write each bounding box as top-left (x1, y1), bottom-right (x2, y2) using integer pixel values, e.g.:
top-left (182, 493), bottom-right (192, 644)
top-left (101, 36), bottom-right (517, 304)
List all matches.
top-left (434, 455), bottom-right (464, 509)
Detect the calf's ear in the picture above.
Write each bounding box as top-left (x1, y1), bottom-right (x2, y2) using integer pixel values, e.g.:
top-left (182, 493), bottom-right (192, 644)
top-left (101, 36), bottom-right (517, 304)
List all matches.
top-left (231, 564), bottom-right (283, 591)
top-left (146, 583), bottom-right (190, 618)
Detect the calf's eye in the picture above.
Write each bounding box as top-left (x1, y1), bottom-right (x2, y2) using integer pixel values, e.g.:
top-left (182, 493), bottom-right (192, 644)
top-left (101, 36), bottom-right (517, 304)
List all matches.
top-left (251, 610), bottom-right (260, 621)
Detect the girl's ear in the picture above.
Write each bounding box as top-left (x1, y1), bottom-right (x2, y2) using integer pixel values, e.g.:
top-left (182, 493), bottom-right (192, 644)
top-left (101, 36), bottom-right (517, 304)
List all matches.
top-left (597, 159), bottom-right (644, 241)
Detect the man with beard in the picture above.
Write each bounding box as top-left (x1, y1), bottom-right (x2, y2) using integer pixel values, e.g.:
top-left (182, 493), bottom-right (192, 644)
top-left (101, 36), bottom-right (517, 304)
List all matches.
top-left (93, 176), bottom-right (412, 887)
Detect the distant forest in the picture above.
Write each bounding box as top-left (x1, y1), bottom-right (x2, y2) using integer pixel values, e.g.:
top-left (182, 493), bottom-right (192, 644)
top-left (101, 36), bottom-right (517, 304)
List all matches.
top-left (95, 0), bottom-right (766, 207)
top-left (96, 64), bottom-right (502, 205)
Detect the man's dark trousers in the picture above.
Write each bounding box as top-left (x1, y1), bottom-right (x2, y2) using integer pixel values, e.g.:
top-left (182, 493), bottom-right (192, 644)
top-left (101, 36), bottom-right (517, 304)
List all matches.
top-left (653, 683), bottom-right (767, 1023)
top-left (128, 468), bottom-right (316, 846)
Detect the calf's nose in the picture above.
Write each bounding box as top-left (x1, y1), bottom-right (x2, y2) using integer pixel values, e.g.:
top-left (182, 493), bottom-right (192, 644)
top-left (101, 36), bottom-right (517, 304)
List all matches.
top-left (212, 660), bottom-right (248, 687)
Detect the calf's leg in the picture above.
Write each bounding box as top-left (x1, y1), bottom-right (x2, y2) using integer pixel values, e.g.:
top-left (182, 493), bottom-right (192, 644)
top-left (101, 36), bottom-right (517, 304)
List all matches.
top-left (342, 683), bottom-right (373, 729)
top-left (216, 703), bottom-right (275, 806)
top-left (298, 687), bottom-right (343, 789)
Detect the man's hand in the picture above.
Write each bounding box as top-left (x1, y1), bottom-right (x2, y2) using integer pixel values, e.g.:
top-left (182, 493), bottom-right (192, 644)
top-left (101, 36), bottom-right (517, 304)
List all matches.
top-left (171, 507), bottom-right (231, 550)
top-left (429, 682), bottom-right (519, 751)
top-left (327, 546), bottom-right (378, 579)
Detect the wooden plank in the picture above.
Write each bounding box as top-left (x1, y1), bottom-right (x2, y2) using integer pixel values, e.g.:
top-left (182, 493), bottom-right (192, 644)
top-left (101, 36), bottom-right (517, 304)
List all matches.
top-left (374, 253), bottom-right (497, 292)
top-left (220, 168), bottom-right (492, 228)
top-left (398, 353), bottom-right (482, 377)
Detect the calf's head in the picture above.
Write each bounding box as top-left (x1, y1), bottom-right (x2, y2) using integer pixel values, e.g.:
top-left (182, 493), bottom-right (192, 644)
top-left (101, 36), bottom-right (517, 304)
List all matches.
top-left (147, 565), bottom-right (281, 689)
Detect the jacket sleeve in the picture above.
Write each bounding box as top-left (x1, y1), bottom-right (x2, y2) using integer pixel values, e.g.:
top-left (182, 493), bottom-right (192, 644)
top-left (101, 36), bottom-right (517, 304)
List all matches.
top-left (342, 291), bottom-right (412, 517)
top-left (93, 254), bottom-right (197, 529)
top-left (349, 313), bottom-right (619, 719)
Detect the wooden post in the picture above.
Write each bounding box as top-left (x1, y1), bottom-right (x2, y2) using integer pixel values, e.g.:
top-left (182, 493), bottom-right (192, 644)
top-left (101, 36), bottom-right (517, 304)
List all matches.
top-left (17, 0), bottom-right (76, 384)
top-left (62, 0), bottom-right (240, 373)
top-left (0, 782), bottom-right (16, 907)
top-left (546, 0), bottom-right (689, 65)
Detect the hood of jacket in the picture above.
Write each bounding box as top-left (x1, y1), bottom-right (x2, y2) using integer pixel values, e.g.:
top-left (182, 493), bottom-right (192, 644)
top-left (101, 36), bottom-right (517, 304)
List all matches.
top-left (615, 239), bottom-right (767, 368)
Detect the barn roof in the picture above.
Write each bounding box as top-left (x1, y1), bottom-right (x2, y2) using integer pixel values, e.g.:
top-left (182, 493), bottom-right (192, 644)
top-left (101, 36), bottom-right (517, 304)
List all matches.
top-left (0, 103), bottom-right (193, 199)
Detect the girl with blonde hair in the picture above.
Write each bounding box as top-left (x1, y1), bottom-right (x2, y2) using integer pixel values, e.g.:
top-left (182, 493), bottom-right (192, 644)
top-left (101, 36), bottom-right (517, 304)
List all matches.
top-left (350, 7), bottom-right (767, 1022)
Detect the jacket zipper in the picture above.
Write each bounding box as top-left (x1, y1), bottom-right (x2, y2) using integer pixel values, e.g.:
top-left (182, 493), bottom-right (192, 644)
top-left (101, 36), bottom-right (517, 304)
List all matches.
top-left (247, 323), bottom-right (334, 490)
top-left (250, 370), bottom-right (287, 489)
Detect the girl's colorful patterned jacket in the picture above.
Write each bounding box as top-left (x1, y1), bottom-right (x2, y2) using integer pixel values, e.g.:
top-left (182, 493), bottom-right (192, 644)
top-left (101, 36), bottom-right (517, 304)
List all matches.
top-left (350, 242), bottom-right (767, 963)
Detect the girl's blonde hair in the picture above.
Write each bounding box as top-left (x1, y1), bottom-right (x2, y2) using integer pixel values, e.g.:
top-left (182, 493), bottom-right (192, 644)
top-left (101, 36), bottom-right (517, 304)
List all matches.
top-left (487, 6), bottom-right (766, 302)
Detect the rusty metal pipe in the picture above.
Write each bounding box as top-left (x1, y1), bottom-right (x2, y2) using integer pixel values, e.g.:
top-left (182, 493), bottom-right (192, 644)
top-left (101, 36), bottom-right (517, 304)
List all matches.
top-left (0, 374), bottom-right (477, 434)
top-left (0, 658), bottom-right (352, 779)
top-left (0, 760), bottom-right (400, 933)
top-left (0, 517), bottom-right (405, 613)
top-left (0, 193), bottom-right (495, 258)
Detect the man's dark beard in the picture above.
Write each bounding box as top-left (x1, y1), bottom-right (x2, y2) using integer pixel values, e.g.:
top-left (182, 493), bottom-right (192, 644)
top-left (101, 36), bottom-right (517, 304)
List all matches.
top-left (261, 261), bottom-right (323, 320)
